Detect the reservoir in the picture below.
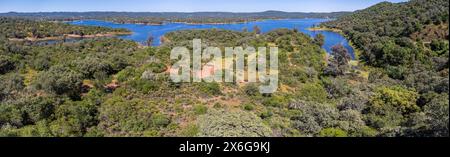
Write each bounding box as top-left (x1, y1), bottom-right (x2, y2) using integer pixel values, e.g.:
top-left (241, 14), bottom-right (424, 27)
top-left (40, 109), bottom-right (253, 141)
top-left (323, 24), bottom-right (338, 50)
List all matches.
top-left (69, 19), bottom-right (355, 58)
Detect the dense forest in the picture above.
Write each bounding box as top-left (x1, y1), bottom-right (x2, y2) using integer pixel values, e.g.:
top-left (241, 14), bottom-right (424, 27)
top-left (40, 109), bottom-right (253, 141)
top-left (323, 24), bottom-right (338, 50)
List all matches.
top-left (321, 0), bottom-right (449, 136)
top-left (0, 11), bottom-right (350, 25)
top-left (0, 0), bottom-right (448, 137)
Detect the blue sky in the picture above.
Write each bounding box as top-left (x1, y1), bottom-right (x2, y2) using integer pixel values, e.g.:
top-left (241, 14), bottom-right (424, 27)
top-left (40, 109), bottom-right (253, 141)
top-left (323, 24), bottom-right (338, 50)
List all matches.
top-left (0, 0), bottom-right (408, 13)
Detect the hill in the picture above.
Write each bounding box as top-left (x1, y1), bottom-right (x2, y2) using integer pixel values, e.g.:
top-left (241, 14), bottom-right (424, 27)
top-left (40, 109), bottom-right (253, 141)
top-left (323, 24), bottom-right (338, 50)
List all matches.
top-left (322, 0), bottom-right (449, 67)
top-left (0, 11), bottom-right (350, 24)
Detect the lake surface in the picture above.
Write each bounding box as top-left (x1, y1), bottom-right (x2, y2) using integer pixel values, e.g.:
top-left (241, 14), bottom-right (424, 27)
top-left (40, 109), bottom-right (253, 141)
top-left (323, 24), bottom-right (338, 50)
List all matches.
top-left (69, 19), bottom-right (354, 58)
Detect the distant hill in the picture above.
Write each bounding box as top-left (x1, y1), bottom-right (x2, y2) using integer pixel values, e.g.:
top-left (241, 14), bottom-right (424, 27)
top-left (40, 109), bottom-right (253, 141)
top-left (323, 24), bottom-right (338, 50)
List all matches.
top-left (0, 11), bottom-right (350, 21)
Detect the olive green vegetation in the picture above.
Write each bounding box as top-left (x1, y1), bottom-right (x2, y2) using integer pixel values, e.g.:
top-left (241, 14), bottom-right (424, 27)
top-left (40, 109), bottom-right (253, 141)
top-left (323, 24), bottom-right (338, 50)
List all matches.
top-left (0, 17), bottom-right (129, 39)
top-left (0, 0), bottom-right (448, 137)
top-left (0, 11), bottom-right (350, 25)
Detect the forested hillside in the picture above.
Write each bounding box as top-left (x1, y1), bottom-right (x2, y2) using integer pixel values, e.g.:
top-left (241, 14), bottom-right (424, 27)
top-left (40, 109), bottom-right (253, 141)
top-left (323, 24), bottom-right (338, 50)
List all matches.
top-left (0, 11), bottom-right (350, 24)
top-left (323, 0), bottom-right (448, 67)
top-left (321, 0), bottom-right (449, 136)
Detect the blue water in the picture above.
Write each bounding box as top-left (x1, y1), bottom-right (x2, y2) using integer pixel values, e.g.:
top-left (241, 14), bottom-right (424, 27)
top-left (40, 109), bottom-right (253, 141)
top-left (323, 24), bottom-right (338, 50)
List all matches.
top-left (69, 19), bottom-right (354, 58)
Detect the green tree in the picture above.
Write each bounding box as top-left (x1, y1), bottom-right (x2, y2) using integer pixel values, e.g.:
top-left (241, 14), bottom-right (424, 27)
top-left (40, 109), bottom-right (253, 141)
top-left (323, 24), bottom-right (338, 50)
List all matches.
top-left (369, 86), bottom-right (420, 114)
top-left (197, 109), bottom-right (272, 137)
top-left (324, 45), bottom-right (351, 76)
top-left (423, 93), bottom-right (449, 136)
top-left (97, 97), bottom-right (162, 136)
top-left (314, 34), bottom-right (325, 47)
top-left (365, 86), bottom-right (420, 133)
top-left (50, 100), bottom-right (98, 137)
top-left (253, 25), bottom-right (261, 35)
top-left (146, 34), bottom-right (154, 47)
top-left (0, 55), bottom-right (15, 74)
top-left (35, 65), bottom-right (83, 97)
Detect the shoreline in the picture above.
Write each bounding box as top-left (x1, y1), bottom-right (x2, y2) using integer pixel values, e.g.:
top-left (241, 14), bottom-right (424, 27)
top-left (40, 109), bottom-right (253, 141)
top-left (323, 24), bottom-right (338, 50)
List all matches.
top-left (8, 31), bottom-right (132, 42)
top-left (307, 26), bottom-right (361, 59)
top-left (307, 26), bottom-right (343, 33)
top-left (76, 18), bottom-right (312, 26)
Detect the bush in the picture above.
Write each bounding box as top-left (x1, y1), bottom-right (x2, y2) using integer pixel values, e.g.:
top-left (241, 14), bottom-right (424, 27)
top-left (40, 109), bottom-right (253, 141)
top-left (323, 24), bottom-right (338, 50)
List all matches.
top-left (97, 97), bottom-right (159, 136)
top-left (319, 128), bottom-right (348, 137)
top-left (297, 83), bottom-right (328, 103)
top-left (290, 100), bottom-right (339, 136)
top-left (129, 79), bottom-right (159, 94)
top-left (0, 73), bottom-right (24, 100)
top-left (0, 120), bottom-right (52, 137)
top-left (193, 104), bottom-right (208, 115)
top-left (336, 110), bottom-right (367, 136)
top-left (0, 55), bottom-right (15, 74)
top-left (262, 96), bottom-right (286, 107)
top-left (385, 65), bottom-right (406, 80)
top-left (243, 103), bottom-right (255, 111)
top-left (423, 93), bottom-right (449, 137)
top-left (144, 62), bottom-right (167, 73)
top-left (0, 95), bottom-right (56, 127)
top-left (50, 100), bottom-right (98, 137)
top-left (259, 110), bottom-right (273, 119)
top-left (365, 87), bottom-right (418, 132)
top-left (337, 94), bottom-right (368, 112)
top-left (151, 113), bottom-right (170, 128)
top-left (323, 77), bottom-right (352, 99)
top-left (369, 86), bottom-right (419, 114)
top-left (31, 55), bottom-right (51, 71)
top-left (74, 57), bottom-right (113, 79)
top-left (179, 124), bottom-right (199, 137)
top-left (35, 65), bottom-right (83, 97)
top-left (243, 83), bottom-right (259, 96)
top-left (116, 66), bottom-right (139, 82)
top-left (198, 82), bottom-right (222, 95)
top-left (197, 109), bottom-right (272, 137)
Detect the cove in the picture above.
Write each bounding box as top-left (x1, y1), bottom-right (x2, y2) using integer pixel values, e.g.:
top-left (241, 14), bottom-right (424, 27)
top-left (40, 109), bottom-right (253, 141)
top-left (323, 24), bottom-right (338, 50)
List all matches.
top-left (69, 19), bottom-right (355, 58)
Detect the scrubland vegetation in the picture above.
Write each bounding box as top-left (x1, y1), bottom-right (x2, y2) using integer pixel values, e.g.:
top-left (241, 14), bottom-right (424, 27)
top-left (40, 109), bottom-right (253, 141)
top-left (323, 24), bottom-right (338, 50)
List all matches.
top-left (0, 0), bottom-right (448, 137)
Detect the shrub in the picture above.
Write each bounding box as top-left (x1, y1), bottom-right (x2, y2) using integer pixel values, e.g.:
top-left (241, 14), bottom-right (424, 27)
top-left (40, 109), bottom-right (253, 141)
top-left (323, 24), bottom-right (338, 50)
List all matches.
top-left (97, 97), bottom-right (158, 136)
top-left (297, 83), bottom-right (328, 103)
top-left (262, 96), bottom-right (286, 107)
top-left (423, 93), bottom-right (449, 137)
top-left (144, 62), bottom-right (167, 73)
top-left (0, 95), bottom-right (56, 127)
top-left (289, 100), bottom-right (339, 136)
top-left (323, 77), bottom-right (352, 99)
top-left (369, 86), bottom-right (419, 114)
top-left (151, 113), bottom-right (170, 128)
top-left (319, 128), bottom-right (348, 137)
top-left (50, 100), bottom-right (98, 137)
top-left (0, 73), bottom-right (25, 100)
top-left (179, 124), bottom-right (199, 137)
top-left (0, 55), bottom-right (15, 74)
top-left (141, 70), bottom-right (156, 80)
top-left (338, 94), bottom-right (368, 112)
top-left (243, 103), bottom-right (255, 111)
top-left (198, 82), bottom-right (222, 95)
top-left (74, 57), bottom-right (113, 79)
top-left (35, 65), bottom-right (83, 97)
top-left (116, 66), bottom-right (139, 82)
top-left (129, 79), bottom-right (159, 94)
top-left (243, 83), bottom-right (260, 96)
top-left (193, 104), bottom-right (208, 115)
top-left (260, 110), bottom-right (273, 119)
top-left (197, 109), bottom-right (272, 137)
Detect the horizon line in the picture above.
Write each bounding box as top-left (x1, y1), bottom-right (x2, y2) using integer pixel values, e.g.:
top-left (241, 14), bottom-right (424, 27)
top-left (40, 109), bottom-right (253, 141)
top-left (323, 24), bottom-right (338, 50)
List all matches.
top-left (0, 10), bottom-right (353, 14)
